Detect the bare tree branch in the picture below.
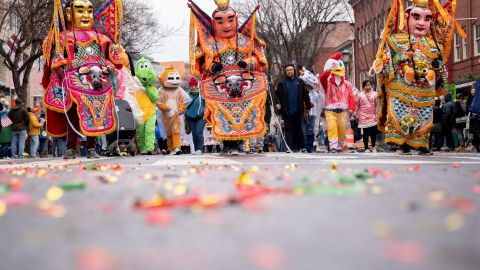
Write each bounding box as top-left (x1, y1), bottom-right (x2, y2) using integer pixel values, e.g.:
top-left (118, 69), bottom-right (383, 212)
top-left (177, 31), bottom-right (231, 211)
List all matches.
top-left (233, 0), bottom-right (346, 79)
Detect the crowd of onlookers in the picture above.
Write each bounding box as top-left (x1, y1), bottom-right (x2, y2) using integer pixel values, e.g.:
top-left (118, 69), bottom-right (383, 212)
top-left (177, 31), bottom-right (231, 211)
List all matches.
top-left (0, 72), bottom-right (479, 159)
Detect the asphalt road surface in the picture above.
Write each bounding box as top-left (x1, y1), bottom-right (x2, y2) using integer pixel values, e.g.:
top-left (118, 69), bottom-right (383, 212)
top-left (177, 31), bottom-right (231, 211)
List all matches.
top-left (1, 152), bottom-right (479, 270)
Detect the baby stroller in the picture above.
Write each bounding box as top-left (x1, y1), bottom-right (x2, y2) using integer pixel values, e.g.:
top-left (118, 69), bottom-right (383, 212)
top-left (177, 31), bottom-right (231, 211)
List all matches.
top-left (106, 99), bottom-right (137, 156)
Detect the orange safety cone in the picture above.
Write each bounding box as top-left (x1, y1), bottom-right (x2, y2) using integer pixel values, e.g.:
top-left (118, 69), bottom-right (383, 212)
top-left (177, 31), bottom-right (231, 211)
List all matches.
top-left (343, 129), bottom-right (355, 150)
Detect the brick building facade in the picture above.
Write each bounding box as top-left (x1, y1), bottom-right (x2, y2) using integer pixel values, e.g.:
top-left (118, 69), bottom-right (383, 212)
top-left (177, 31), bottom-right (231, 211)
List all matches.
top-left (312, 22), bottom-right (355, 82)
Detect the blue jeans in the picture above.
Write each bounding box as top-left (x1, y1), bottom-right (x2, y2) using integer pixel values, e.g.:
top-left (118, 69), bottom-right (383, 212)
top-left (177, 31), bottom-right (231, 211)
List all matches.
top-left (302, 115), bottom-right (316, 152)
top-left (11, 130), bottom-right (27, 158)
top-left (187, 118), bottom-right (206, 152)
top-left (29, 135), bottom-right (39, 157)
top-left (53, 137), bottom-right (67, 156)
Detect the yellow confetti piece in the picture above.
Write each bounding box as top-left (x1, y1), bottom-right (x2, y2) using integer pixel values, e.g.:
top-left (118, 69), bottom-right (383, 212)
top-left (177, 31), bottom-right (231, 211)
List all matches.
top-left (372, 219), bottom-right (396, 238)
top-left (371, 186), bottom-right (383, 194)
top-left (236, 172), bottom-right (254, 185)
top-left (199, 195), bottom-right (221, 207)
top-left (331, 161), bottom-right (337, 173)
top-left (189, 167), bottom-right (198, 174)
top-left (143, 174), bottom-right (156, 180)
top-left (444, 212), bottom-right (464, 232)
top-left (164, 181), bottom-right (173, 190)
top-left (173, 185), bottom-right (188, 196)
top-left (98, 174), bottom-right (118, 184)
top-left (249, 166), bottom-right (260, 173)
top-left (0, 201), bottom-right (6, 217)
top-left (429, 191), bottom-right (446, 202)
top-left (36, 169), bottom-right (47, 177)
top-left (46, 187), bottom-right (64, 201)
top-left (293, 187), bottom-right (305, 196)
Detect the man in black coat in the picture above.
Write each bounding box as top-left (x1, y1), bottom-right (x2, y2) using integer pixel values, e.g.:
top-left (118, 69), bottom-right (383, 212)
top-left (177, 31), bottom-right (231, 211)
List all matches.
top-left (275, 64), bottom-right (311, 152)
top-left (441, 93), bottom-right (456, 151)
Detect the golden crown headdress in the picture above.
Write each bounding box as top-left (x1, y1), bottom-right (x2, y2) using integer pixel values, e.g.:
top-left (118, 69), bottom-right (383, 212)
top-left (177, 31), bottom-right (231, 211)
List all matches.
top-left (410, 0), bottom-right (429, 8)
top-left (214, 0), bottom-right (230, 10)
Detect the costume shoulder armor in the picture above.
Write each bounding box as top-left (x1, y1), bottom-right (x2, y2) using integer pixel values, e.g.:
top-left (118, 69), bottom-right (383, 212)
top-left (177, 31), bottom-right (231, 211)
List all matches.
top-left (390, 33), bottom-right (410, 44)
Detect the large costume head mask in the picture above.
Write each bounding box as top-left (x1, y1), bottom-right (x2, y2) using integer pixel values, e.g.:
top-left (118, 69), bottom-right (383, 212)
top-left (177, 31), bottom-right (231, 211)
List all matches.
top-left (299, 68), bottom-right (319, 91)
top-left (212, 0), bottom-right (238, 39)
top-left (65, 0), bottom-right (94, 30)
top-left (404, 0), bottom-right (433, 38)
top-left (324, 52), bottom-right (346, 78)
top-left (135, 56), bottom-right (156, 87)
top-left (159, 66), bottom-right (182, 88)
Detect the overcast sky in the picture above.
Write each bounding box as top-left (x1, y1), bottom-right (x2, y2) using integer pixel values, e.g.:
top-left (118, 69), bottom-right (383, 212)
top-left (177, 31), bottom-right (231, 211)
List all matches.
top-left (149, 1), bottom-right (218, 63)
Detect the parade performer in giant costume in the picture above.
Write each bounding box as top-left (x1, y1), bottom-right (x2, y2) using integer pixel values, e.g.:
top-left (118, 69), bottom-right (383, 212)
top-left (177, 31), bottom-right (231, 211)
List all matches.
top-left (134, 56), bottom-right (159, 155)
top-left (42, 0), bottom-right (129, 159)
top-left (156, 66), bottom-right (187, 155)
top-left (320, 53), bottom-right (355, 153)
top-left (188, 0), bottom-right (268, 154)
top-left (370, 0), bottom-right (465, 154)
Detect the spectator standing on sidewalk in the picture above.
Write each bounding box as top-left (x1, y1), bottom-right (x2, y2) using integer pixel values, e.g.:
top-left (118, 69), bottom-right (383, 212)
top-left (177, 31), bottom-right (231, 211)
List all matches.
top-left (354, 79), bottom-right (378, 152)
top-left (0, 100), bottom-right (12, 159)
top-left (430, 99), bottom-right (444, 151)
top-left (453, 93), bottom-right (467, 151)
top-left (441, 93), bottom-right (456, 151)
top-left (7, 99), bottom-right (29, 158)
top-left (275, 64), bottom-right (311, 152)
top-left (27, 106), bottom-right (43, 158)
top-left (467, 85), bottom-right (480, 152)
top-left (185, 77), bottom-right (206, 154)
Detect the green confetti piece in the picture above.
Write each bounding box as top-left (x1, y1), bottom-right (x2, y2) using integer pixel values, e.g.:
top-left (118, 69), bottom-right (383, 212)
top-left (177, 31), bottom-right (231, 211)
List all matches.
top-left (354, 171), bottom-right (371, 180)
top-left (85, 163), bottom-right (96, 171)
top-left (0, 184), bottom-right (10, 195)
top-left (337, 175), bottom-right (357, 185)
top-left (60, 182), bottom-right (86, 191)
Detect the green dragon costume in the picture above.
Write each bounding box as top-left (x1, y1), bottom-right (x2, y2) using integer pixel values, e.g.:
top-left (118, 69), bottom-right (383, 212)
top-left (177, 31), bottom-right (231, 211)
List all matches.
top-left (135, 56), bottom-right (159, 154)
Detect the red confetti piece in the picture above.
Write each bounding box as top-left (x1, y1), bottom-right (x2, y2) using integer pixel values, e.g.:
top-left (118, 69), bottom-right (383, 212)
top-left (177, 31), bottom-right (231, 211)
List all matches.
top-left (452, 164), bottom-right (460, 169)
top-left (380, 240), bottom-right (426, 264)
top-left (0, 193), bottom-right (30, 206)
top-left (248, 244), bottom-right (286, 269)
top-left (413, 164), bottom-right (421, 171)
top-left (76, 247), bottom-right (117, 270)
top-left (449, 198), bottom-right (476, 213)
top-left (473, 185), bottom-right (480, 194)
top-left (146, 209), bottom-right (172, 226)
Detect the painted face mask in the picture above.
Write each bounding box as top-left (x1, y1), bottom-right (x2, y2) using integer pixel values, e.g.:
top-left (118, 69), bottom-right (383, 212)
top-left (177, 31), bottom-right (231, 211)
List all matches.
top-left (67, 0), bottom-right (94, 30)
top-left (135, 56), bottom-right (156, 87)
top-left (213, 9), bottom-right (238, 39)
top-left (407, 7), bottom-right (433, 38)
top-left (159, 66), bottom-right (182, 88)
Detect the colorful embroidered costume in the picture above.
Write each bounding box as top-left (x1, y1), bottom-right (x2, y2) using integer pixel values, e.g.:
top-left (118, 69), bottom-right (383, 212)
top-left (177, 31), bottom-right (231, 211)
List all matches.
top-left (370, 0), bottom-right (465, 150)
top-left (188, 0), bottom-right (268, 143)
top-left (42, 0), bottom-right (127, 157)
top-left (156, 66), bottom-right (187, 155)
top-left (134, 56), bottom-right (159, 154)
top-left (320, 53), bottom-right (355, 152)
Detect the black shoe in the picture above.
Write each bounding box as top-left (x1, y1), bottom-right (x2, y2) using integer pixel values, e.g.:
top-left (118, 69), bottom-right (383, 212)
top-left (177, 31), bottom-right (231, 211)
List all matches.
top-left (336, 149), bottom-right (344, 153)
top-left (418, 148), bottom-right (432, 156)
top-left (63, 149), bottom-right (76, 159)
top-left (399, 144), bottom-right (411, 155)
top-left (87, 149), bottom-right (100, 159)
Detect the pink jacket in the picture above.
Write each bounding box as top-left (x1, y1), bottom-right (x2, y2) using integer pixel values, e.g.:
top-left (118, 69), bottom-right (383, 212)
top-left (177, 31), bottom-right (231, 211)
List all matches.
top-left (354, 90), bottom-right (377, 128)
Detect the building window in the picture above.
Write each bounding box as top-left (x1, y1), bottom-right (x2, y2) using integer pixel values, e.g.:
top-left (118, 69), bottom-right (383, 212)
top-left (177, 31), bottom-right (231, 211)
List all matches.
top-left (9, 12), bottom-right (20, 33)
top-left (454, 32), bottom-right (461, 62)
top-left (462, 27), bottom-right (468, 60)
top-left (475, 23), bottom-right (480, 56)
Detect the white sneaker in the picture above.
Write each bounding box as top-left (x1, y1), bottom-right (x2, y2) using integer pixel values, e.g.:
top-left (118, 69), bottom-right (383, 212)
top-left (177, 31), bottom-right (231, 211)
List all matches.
top-left (170, 148), bottom-right (182, 155)
top-left (195, 150), bottom-right (202, 155)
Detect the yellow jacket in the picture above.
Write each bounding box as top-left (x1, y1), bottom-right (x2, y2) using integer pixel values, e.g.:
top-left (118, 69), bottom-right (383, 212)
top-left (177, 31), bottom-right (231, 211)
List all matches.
top-left (28, 112), bottom-right (43, 136)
